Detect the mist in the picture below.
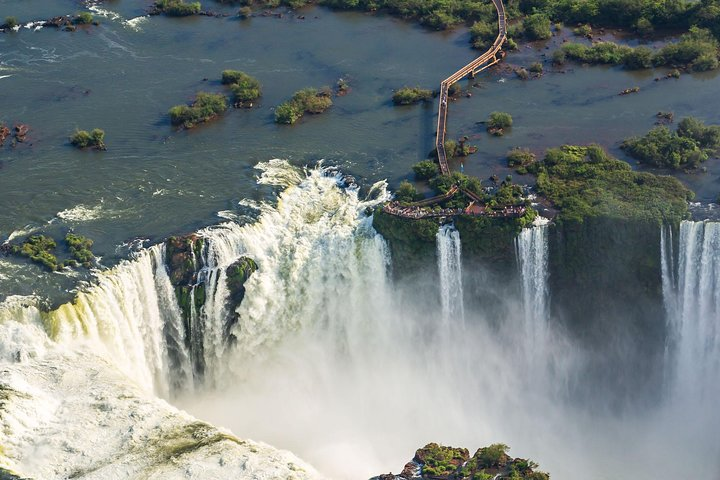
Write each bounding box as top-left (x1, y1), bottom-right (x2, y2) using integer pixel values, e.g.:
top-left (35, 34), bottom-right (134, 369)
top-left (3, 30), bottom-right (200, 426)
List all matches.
top-left (173, 177), bottom-right (720, 480)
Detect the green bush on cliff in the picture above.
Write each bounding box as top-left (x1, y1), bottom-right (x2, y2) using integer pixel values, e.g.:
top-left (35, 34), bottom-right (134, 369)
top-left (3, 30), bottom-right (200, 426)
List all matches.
top-left (392, 86), bottom-right (433, 105)
top-left (621, 116), bottom-right (720, 170)
top-left (169, 92), bottom-right (227, 128)
top-left (533, 144), bottom-right (691, 223)
top-left (5, 17), bottom-right (18, 28)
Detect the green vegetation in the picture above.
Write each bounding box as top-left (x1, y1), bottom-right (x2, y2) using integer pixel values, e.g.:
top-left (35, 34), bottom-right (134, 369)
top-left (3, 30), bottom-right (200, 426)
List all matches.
top-left (11, 233), bottom-right (97, 271)
top-left (573, 24), bottom-right (592, 36)
top-left (154, 0), bottom-right (202, 16)
top-left (238, 6), bottom-right (252, 17)
top-left (169, 92), bottom-right (228, 128)
top-left (415, 443), bottom-right (469, 477)
top-left (392, 442), bottom-right (549, 480)
top-left (507, 147), bottom-right (536, 169)
top-left (487, 111), bottom-right (513, 135)
top-left (395, 180), bottom-right (419, 203)
top-left (470, 19), bottom-right (497, 50)
top-left (529, 62), bottom-right (543, 74)
top-left (392, 86), bottom-right (433, 105)
top-left (412, 159), bottom-right (440, 179)
top-left (70, 128), bottom-right (106, 150)
top-left (12, 235), bottom-right (59, 271)
top-left (556, 28), bottom-right (720, 71)
top-left (5, 17), bottom-right (18, 28)
top-left (621, 117), bottom-right (720, 170)
top-left (274, 87), bottom-right (332, 124)
top-left (530, 144), bottom-right (691, 223)
top-left (65, 233), bottom-right (94, 268)
top-left (443, 138), bottom-right (477, 157)
top-left (226, 257), bottom-right (257, 304)
top-left (523, 13), bottom-right (552, 40)
top-left (74, 12), bottom-right (94, 24)
top-left (515, 67), bottom-right (530, 80)
top-left (221, 70), bottom-right (262, 106)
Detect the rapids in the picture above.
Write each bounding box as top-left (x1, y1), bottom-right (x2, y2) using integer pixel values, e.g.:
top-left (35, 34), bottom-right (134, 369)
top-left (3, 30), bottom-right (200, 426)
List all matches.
top-left (0, 161), bottom-right (718, 479)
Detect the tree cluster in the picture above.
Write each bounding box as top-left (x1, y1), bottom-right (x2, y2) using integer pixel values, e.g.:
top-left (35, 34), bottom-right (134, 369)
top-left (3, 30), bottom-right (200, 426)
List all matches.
top-left (556, 27), bottom-right (720, 71)
top-left (621, 117), bottom-right (720, 170)
top-left (274, 87), bottom-right (333, 124)
top-left (221, 70), bottom-right (262, 106)
top-left (169, 92), bottom-right (228, 128)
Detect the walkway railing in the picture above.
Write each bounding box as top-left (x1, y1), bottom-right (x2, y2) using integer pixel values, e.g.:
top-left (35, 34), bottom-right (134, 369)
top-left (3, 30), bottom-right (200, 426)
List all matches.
top-left (436, 0), bottom-right (507, 175)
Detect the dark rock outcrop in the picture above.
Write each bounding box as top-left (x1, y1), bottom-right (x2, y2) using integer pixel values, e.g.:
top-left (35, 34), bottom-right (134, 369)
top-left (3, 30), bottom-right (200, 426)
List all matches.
top-left (224, 256), bottom-right (258, 343)
top-left (370, 443), bottom-right (549, 480)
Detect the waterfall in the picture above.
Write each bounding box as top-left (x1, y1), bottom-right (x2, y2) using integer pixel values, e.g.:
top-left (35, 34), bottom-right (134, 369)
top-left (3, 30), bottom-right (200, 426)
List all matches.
top-left (45, 245), bottom-right (186, 396)
top-left (3, 160), bottom-right (391, 397)
top-left (665, 220), bottom-right (720, 402)
top-left (195, 222), bottom-right (245, 387)
top-left (516, 223), bottom-right (550, 349)
top-left (436, 224), bottom-right (464, 325)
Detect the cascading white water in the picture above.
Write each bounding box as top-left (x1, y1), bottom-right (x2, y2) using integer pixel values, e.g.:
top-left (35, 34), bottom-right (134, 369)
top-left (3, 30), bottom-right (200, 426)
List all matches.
top-left (664, 220), bottom-right (720, 402)
top-left (436, 224), bottom-right (464, 325)
top-left (516, 222), bottom-right (550, 351)
top-left (47, 244), bottom-right (189, 397)
top-left (4, 161), bottom-right (720, 480)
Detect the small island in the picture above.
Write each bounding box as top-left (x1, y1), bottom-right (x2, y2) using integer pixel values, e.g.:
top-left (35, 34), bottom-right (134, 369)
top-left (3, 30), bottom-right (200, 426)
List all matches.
top-left (392, 86), bottom-right (433, 105)
top-left (621, 116), bottom-right (720, 170)
top-left (221, 70), bottom-right (262, 107)
top-left (151, 0), bottom-right (202, 16)
top-left (70, 128), bottom-right (106, 150)
top-left (169, 92), bottom-right (228, 129)
top-left (274, 87), bottom-right (333, 124)
top-left (11, 233), bottom-right (96, 271)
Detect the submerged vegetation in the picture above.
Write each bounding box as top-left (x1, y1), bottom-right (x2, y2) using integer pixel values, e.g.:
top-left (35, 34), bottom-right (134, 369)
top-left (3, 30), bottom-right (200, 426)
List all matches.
top-left (169, 92), bottom-right (227, 128)
top-left (530, 144), bottom-right (692, 223)
top-left (274, 87), bottom-right (333, 124)
top-left (221, 70), bottom-right (262, 106)
top-left (69, 129), bottom-right (106, 150)
top-left (622, 117), bottom-right (720, 170)
top-left (392, 86), bottom-right (434, 105)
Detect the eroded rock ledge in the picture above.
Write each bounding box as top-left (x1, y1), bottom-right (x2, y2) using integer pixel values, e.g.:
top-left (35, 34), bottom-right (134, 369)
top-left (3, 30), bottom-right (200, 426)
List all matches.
top-left (371, 443), bottom-right (549, 480)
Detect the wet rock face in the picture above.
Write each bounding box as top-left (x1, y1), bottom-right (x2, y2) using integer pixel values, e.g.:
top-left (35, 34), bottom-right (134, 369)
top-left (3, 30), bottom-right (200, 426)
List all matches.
top-left (226, 257), bottom-right (258, 305)
top-left (165, 234), bottom-right (204, 287)
top-left (224, 257), bottom-right (258, 344)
